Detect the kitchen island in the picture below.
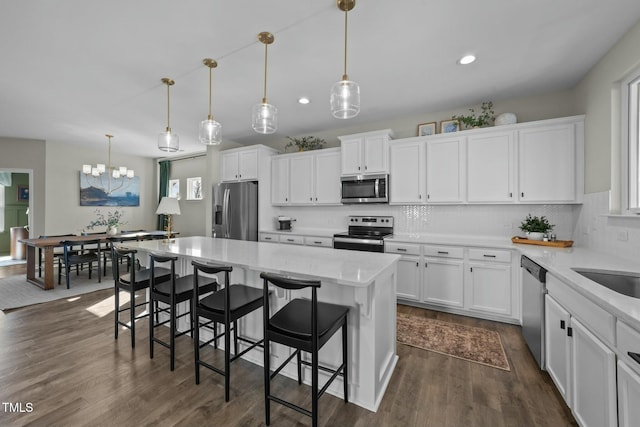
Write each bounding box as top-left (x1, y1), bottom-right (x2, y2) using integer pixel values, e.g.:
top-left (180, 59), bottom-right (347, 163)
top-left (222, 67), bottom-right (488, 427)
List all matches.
top-left (121, 236), bottom-right (400, 412)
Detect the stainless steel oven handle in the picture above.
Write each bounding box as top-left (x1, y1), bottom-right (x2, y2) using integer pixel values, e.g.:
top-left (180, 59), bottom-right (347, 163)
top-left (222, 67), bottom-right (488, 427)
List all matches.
top-left (333, 237), bottom-right (384, 246)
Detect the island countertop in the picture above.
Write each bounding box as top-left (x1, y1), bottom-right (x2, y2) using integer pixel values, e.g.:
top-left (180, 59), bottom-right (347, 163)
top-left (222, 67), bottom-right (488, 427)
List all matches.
top-left (125, 236), bottom-right (399, 288)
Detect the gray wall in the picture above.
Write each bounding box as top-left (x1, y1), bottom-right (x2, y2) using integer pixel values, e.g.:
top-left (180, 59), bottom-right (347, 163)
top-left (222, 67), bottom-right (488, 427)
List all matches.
top-left (165, 154), bottom-right (208, 237)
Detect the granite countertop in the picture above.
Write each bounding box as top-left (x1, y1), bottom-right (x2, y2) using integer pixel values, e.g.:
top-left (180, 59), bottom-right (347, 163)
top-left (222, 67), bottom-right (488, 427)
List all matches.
top-left (127, 236), bottom-right (399, 288)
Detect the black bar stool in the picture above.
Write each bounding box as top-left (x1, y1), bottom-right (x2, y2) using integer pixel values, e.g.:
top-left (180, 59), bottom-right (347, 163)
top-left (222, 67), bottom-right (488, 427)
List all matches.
top-left (260, 272), bottom-right (349, 427)
top-left (148, 254), bottom-right (217, 371)
top-left (112, 246), bottom-right (172, 348)
top-left (192, 260), bottom-right (266, 401)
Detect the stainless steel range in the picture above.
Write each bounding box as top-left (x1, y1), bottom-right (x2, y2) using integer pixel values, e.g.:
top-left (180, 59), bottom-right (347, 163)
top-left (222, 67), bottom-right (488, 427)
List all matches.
top-left (333, 216), bottom-right (394, 252)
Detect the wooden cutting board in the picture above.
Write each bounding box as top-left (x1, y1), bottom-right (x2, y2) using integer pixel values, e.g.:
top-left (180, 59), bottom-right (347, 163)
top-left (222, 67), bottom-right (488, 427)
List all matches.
top-left (511, 237), bottom-right (573, 247)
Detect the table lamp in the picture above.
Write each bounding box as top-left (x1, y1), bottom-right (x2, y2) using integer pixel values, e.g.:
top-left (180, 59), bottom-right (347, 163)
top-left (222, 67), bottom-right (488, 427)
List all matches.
top-left (155, 197), bottom-right (180, 242)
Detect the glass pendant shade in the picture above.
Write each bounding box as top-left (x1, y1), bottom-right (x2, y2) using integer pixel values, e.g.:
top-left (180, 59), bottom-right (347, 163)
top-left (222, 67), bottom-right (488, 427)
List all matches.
top-left (158, 129), bottom-right (179, 152)
top-left (252, 102), bottom-right (277, 134)
top-left (199, 117), bottom-right (222, 145)
top-left (330, 79), bottom-right (360, 119)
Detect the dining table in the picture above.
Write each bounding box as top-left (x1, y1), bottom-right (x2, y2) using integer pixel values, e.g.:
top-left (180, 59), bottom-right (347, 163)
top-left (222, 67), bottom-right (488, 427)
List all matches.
top-left (18, 231), bottom-right (170, 290)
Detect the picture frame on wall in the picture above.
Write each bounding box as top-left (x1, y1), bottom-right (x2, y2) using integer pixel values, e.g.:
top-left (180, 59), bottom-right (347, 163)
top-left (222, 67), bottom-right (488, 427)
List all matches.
top-left (168, 179), bottom-right (179, 198)
top-left (186, 177), bottom-right (203, 200)
top-left (440, 119), bottom-right (460, 133)
top-left (17, 185), bottom-right (29, 202)
top-left (417, 122), bottom-right (437, 136)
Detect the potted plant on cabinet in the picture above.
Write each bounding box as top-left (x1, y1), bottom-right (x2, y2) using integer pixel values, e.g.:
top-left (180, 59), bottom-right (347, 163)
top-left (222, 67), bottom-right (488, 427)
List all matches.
top-left (452, 101), bottom-right (495, 129)
top-left (284, 136), bottom-right (326, 152)
top-left (519, 214), bottom-right (554, 240)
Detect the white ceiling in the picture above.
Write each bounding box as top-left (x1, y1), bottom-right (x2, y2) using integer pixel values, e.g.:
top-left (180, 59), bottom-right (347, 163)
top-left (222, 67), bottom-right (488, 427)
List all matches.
top-left (2, 0), bottom-right (640, 158)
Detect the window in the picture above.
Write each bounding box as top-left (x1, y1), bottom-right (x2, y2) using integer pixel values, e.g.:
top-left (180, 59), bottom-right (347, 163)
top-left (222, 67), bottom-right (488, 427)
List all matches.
top-left (622, 66), bottom-right (640, 212)
top-left (0, 185), bottom-right (4, 231)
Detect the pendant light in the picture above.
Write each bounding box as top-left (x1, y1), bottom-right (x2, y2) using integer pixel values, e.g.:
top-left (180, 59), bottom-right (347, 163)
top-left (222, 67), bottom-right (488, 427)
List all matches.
top-left (199, 58), bottom-right (222, 145)
top-left (158, 77), bottom-right (179, 152)
top-left (330, 0), bottom-right (360, 119)
top-left (252, 31), bottom-right (277, 134)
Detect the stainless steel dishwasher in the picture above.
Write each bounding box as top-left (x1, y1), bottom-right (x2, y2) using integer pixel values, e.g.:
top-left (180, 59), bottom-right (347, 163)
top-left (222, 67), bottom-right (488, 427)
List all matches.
top-left (521, 255), bottom-right (547, 369)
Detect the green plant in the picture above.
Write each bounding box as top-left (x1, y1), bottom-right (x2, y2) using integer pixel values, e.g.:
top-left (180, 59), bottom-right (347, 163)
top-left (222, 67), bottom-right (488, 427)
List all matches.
top-left (452, 101), bottom-right (495, 129)
top-left (519, 214), bottom-right (554, 233)
top-left (284, 136), bottom-right (326, 152)
top-left (86, 209), bottom-right (126, 230)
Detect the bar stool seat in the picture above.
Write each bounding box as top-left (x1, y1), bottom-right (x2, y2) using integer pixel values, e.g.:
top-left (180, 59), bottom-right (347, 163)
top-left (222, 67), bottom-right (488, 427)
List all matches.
top-left (260, 272), bottom-right (349, 427)
top-left (192, 260), bottom-right (266, 402)
top-left (112, 246), bottom-right (172, 348)
top-left (149, 254), bottom-right (217, 371)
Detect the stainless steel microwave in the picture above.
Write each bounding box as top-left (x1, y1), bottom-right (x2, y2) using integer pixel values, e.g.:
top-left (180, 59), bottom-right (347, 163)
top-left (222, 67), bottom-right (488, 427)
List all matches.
top-left (341, 174), bottom-right (389, 204)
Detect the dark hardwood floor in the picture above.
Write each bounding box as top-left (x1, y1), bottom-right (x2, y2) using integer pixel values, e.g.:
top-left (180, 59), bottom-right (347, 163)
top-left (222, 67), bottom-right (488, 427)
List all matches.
top-left (0, 264), bottom-right (576, 426)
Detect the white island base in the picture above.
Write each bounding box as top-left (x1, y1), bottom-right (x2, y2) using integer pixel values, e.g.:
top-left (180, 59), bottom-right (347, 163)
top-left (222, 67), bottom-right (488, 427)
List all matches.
top-left (125, 236), bottom-right (400, 412)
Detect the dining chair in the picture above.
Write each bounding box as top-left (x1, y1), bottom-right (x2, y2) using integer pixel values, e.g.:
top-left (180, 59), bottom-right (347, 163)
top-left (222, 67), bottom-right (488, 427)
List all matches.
top-left (148, 254), bottom-right (217, 371)
top-left (81, 231), bottom-right (110, 275)
top-left (191, 260), bottom-right (266, 401)
top-left (58, 239), bottom-right (101, 289)
top-left (112, 246), bottom-right (172, 348)
top-left (38, 233), bottom-right (76, 277)
top-left (260, 272), bottom-right (349, 427)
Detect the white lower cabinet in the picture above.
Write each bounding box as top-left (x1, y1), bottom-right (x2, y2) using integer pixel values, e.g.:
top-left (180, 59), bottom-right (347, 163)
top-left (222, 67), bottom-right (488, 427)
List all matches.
top-left (423, 256), bottom-right (465, 308)
top-left (467, 248), bottom-right (512, 316)
top-left (545, 287), bottom-right (617, 427)
top-left (396, 256), bottom-right (421, 301)
top-left (259, 232), bottom-right (333, 248)
top-left (617, 360), bottom-right (640, 427)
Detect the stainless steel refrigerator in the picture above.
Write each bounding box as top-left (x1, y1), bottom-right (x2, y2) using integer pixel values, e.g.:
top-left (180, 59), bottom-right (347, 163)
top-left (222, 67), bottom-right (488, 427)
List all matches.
top-left (212, 181), bottom-right (258, 241)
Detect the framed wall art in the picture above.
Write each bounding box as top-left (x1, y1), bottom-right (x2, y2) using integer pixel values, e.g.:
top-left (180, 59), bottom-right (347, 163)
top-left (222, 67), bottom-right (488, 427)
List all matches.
top-left (186, 177), bottom-right (202, 200)
top-left (440, 119), bottom-right (460, 133)
top-left (168, 179), bottom-right (180, 198)
top-left (80, 173), bottom-right (140, 206)
top-left (417, 122), bottom-right (437, 136)
top-left (17, 185), bottom-right (29, 202)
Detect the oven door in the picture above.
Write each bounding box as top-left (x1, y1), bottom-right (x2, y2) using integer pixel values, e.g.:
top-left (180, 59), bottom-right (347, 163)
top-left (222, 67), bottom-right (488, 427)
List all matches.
top-left (333, 236), bottom-right (385, 252)
top-left (341, 174), bottom-right (388, 204)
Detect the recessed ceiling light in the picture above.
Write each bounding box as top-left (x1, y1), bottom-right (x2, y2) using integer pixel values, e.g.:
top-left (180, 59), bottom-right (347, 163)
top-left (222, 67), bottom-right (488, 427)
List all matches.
top-left (458, 55), bottom-right (476, 65)
top-left (298, 97), bottom-right (310, 105)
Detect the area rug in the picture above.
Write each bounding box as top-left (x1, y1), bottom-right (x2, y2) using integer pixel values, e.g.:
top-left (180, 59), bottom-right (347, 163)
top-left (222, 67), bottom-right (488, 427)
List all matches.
top-left (0, 271), bottom-right (114, 310)
top-left (397, 311), bottom-right (510, 371)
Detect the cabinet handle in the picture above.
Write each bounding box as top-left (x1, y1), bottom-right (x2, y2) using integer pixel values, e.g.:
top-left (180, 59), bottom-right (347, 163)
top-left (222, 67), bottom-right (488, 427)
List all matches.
top-left (397, 248), bottom-right (407, 252)
top-left (424, 262), bottom-right (428, 268)
top-left (509, 192), bottom-right (512, 198)
top-left (427, 194), bottom-right (430, 199)
top-left (265, 237), bottom-right (272, 240)
top-left (521, 192), bottom-right (525, 197)
top-left (470, 267), bottom-right (473, 272)
top-left (310, 197), bottom-right (313, 201)
top-left (437, 251), bottom-right (449, 254)
top-left (416, 262), bottom-right (419, 267)
top-left (365, 165), bottom-right (368, 170)
top-left (560, 320), bottom-right (566, 329)
top-left (235, 174), bottom-right (238, 178)
top-left (286, 239), bottom-right (294, 242)
top-left (567, 326), bottom-right (573, 337)
top-left (285, 197), bottom-right (288, 202)
top-left (419, 194), bottom-right (422, 199)
top-left (628, 352), bottom-right (640, 365)
top-left (239, 174), bottom-right (242, 178)
top-left (313, 241), bottom-right (322, 245)
top-left (358, 166), bottom-right (361, 171)
top-left (483, 254), bottom-right (496, 258)
top-left (315, 197), bottom-right (318, 201)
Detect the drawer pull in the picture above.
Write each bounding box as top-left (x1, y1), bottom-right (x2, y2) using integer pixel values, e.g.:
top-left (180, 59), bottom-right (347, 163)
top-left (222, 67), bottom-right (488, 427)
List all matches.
top-left (437, 251), bottom-right (449, 254)
top-left (313, 241), bottom-right (322, 244)
top-left (265, 237), bottom-right (272, 240)
top-left (567, 326), bottom-right (573, 337)
top-left (483, 254), bottom-right (496, 258)
top-left (629, 352), bottom-right (640, 365)
top-left (286, 239), bottom-right (294, 242)
top-left (397, 248), bottom-right (407, 252)
top-left (560, 320), bottom-right (566, 330)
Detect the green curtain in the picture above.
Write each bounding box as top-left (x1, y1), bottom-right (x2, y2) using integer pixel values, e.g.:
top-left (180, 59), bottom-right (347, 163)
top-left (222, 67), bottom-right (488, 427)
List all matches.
top-left (157, 160), bottom-right (170, 230)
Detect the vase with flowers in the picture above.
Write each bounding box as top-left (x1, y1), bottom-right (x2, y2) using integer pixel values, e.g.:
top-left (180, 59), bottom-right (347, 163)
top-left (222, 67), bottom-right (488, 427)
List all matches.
top-left (86, 209), bottom-right (127, 236)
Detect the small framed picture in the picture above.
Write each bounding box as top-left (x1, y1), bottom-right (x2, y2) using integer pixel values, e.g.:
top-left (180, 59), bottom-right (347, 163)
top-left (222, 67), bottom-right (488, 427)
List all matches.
top-left (168, 179), bottom-right (180, 199)
top-left (417, 122), bottom-right (437, 136)
top-left (440, 119), bottom-right (460, 133)
top-left (17, 185), bottom-right (29, 202)
top-left (186, 177), bottom-right (202, 200)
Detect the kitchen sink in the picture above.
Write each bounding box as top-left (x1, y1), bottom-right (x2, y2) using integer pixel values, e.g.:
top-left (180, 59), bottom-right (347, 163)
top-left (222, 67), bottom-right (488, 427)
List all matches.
top-left (571, 268), bottom-right (640, 298)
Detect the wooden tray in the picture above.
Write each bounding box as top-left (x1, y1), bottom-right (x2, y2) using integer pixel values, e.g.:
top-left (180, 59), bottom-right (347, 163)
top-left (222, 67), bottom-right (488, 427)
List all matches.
top-left (511, 237), bottom-right (573, 247)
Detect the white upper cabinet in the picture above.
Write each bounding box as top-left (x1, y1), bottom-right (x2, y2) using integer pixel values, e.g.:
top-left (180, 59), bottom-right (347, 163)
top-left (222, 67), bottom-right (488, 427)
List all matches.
top-left (467, 130), bottom-right (515, 203)
top-left (389, 137), bottom-right (426, 204)
top-left (518, 117), bottom-right (583, 203)
top-left (426, 135), bottom-right (465, 203)
top-left (271, 148), bottom-right (341, 206)
top-left (314, 149), bottom-right (342, 204)
top-left (339, 129), bottom-right (394, 175)
top-left (221, 148), bottom-right (258, 182)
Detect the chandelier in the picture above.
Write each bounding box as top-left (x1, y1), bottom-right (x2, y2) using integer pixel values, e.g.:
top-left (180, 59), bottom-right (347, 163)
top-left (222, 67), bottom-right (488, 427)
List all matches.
top-left (82, 134), bottom-right (135, 195)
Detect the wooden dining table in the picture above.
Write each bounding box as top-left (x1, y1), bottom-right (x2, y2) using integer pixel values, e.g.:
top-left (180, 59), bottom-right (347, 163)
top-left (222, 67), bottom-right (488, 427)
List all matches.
top-left (19, 231), bottom-right (170, 290)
